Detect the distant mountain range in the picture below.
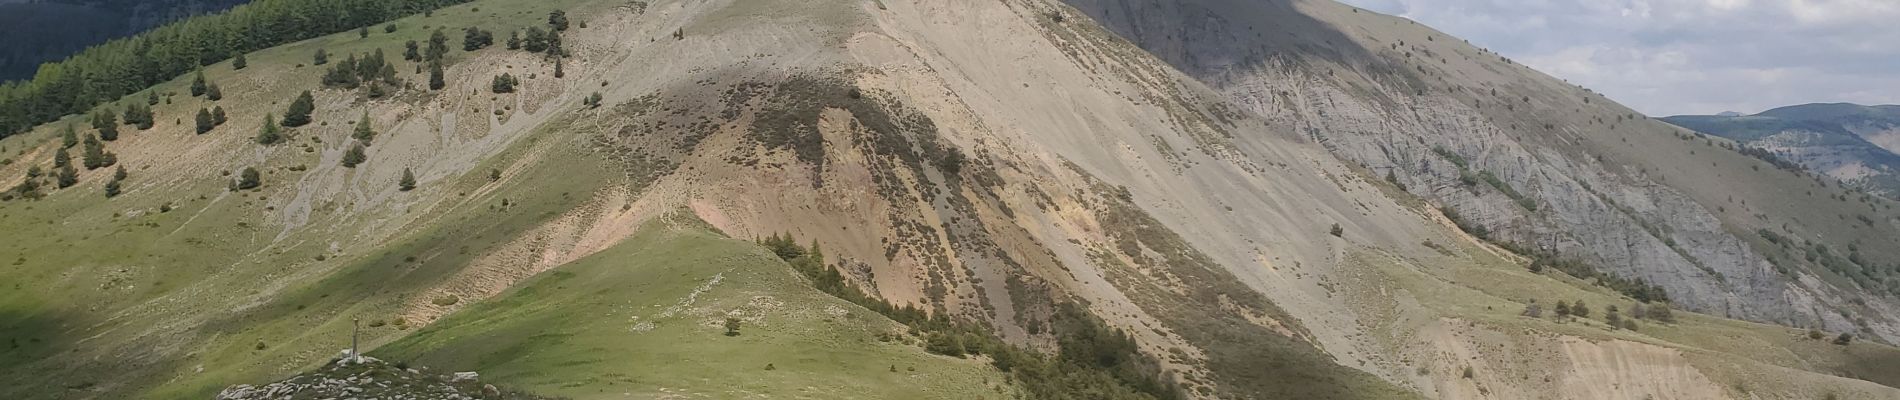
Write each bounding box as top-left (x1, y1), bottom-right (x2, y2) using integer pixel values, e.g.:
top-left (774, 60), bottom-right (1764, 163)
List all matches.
top-left (1665, 103), bottom-right (1900, 198)
top-left (0, 0), bottom-right (249, 81)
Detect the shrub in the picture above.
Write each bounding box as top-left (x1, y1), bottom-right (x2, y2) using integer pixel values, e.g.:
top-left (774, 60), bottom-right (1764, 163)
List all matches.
top-left (1833, 333), bottom-right (1853, 346)
top-left (1329, 223), bottom-right (1344, 237)
top-left (1643, 302), bottom-right (1675, 323)
top-left (724, 317), bottom-right (741, 336)
top-left (234, 167), bottom-right (261, 190)
top-left (432, 295), bottom-right (460, 306)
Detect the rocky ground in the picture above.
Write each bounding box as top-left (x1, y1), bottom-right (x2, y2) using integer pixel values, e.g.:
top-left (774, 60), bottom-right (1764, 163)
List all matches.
top-left (215, 354), bottom-right (554, 400)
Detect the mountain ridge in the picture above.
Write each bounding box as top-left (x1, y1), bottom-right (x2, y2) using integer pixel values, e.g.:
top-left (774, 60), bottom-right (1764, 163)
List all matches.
top-left (1664, 102), bottom-right (1900, 199)
top-left (0, 0), bottom-right (1897, 399)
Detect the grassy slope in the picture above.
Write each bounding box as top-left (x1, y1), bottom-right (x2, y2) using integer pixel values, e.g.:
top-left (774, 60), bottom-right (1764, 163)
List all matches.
top-left (1343, 202), bottom-right (1900, 398)
top-left (0, 1), bottom-right (612, 396)
top-left (374, 216), bottom-right (1014, 399)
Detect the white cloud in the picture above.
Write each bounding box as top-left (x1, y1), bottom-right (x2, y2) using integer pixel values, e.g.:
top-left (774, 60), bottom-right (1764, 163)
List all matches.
top-left (1338, 0), bottom-right (1900, 115)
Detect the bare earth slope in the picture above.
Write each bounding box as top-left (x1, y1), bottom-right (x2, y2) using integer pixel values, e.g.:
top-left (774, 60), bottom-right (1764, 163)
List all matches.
top-left (1060, 0), bottom-right (1900, 344)
top-left (0, 0), bottom-right (1898, 399)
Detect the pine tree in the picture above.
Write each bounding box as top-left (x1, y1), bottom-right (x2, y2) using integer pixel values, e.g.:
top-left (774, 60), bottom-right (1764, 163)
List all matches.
top-left (398, 168), bottom-right (416, 191)
top-left (429, 61), bottom-right (445, 90)
top-left (60, 124), bottom-right (77, 148)
top-left (1571, 301), bottom-right (1591, 318)
top-left (491, 73), bottom-right (516, 93)
top-left (341, 142), bottom-right (367, 168)
top-left (103, 179), bottom-right (121, 197)
top-left (53, 147), bottom-right (71, 169)
top-left (545, 30), bottom-right (563, 57)
top-left (212, 106), bottom-right (227, 125)
top-left (56, 163), bottom-right (77, 189)
top-left (554, 58), bottom-right (565, 78)
top-left (507, 31), bottom-right (521, 50)
top-left (195, 108), bottom-right (215, 134)
top-left (549, 10), bottom-right (569, 31)
top-left (523, 27), bottom-right (548, 52)
top-left (131, 103), bottom-right (155, 130)
top-left (404, 40), bottom-right (421, 61)
top-left (93, 111), bottom-right (119, 141)
top-left (282, 90), bottom-right (315, 127)
top-left (314, 48), bottom-right (329, 65)
top-left (463, 27), bottom-right (493, 51)
top-left (1606, 310), bottom-right (1623, 329)
top-left (112, 165), bottom-right (126, 181)
top-left (123, 102), bottom-right (154, 130)
top-left (257, 114), bottom-right (282, 144)
top-left (359, 26), bottom-right (370, 39)
top-left (191, 69), bottom-right (208, 96)
top-left (206, 83), bottom-right (223, 101)
top-left (146, 91), bottom-right (160, 106)
top-left (427, 29), bottom-right (449, 61)
top-left (379, 63), bottom-right (398, 84)
top-left (234, 167), bottom-right (261, 190)
top-left (233, 53), bottom-right (248, 69)
top-left (352, 112), bottom-right (375, 144)
top-left (1554, 300), bottom-right (1571, 318)
top-left (82, 134), bottom-right (105, 169)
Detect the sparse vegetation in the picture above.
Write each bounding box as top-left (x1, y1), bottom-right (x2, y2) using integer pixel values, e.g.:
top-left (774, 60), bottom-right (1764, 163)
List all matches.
top-left (760, 234), bottom-right (1177, 400)
top-left (320, 50), bottom-right (400, 90)
top-left (0, 0), bottom-right (471, 138)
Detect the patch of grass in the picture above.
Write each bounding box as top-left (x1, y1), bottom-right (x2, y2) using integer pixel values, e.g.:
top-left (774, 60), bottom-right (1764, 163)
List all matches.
top-left (373, 217), bottom-right (1010, 399)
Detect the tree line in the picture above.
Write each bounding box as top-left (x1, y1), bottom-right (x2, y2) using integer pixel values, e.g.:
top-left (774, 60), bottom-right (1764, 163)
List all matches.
top-left (0, 0), bottom-right (472, 138)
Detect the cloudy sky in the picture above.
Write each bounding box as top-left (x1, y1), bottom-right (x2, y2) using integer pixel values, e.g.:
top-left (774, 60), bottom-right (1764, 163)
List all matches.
top-left (1335, 0), bottom-right (1900, 116)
